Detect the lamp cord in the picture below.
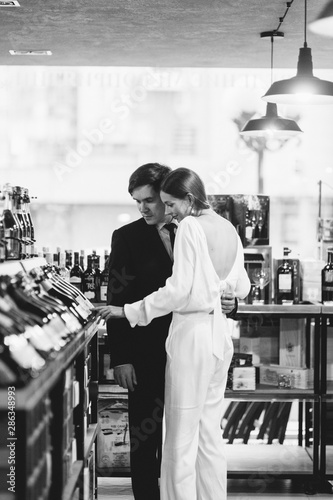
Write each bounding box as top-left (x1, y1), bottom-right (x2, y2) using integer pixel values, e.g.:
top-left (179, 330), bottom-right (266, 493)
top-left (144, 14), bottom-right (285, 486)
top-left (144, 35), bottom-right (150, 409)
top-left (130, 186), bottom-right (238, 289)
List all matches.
top-left (273, 0), bottom-right (295, 33)
top-left (304, 0), bottom-right (307, 47)
top-left (270, 36), bottom-right (274, 85)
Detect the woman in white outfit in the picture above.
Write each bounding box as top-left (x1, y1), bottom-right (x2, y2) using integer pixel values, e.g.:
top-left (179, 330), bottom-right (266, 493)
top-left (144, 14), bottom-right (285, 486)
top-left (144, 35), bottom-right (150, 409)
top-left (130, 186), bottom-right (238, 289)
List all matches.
top-left (95, 168), bottom-right (251, 500)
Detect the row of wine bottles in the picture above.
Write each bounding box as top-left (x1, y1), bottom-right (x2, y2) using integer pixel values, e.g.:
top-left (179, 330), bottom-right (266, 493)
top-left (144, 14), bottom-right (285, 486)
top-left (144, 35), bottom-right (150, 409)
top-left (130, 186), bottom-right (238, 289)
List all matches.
top-left (0, 259), bottom-right (97, 387)
top-left (276, 246), bottom-right (333, 304)
top-left (0, 183), bottom-right (36, 262)
top-left (42, 248), bottom-right (109, 303)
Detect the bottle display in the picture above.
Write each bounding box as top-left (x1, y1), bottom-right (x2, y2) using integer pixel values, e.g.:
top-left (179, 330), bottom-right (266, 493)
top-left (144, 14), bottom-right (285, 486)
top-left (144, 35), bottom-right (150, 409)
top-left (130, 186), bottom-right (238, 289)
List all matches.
top-left (322, 248), bottom-right (333, 305)
top-left (2, 184), bottom-right (21, 260)
top-left (0, 260), bottom-right (95, 387)
top-left (0, 183), bottom-right (36, 261)
top-left (276, 247), bottom-right (294, 304)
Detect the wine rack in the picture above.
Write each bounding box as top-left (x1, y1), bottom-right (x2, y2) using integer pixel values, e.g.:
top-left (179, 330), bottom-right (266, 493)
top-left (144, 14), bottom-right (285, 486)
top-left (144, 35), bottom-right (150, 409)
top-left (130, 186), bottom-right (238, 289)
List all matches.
top-left (0, 258), bottom-right (100, 500)
top-left (223, 303), bottom-right (333, 494)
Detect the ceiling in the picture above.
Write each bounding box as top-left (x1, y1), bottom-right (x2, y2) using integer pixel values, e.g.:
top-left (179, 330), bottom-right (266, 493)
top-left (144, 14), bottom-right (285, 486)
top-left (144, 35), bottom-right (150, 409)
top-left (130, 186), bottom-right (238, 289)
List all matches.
top-left (0, 0), bottom-right (333, 69)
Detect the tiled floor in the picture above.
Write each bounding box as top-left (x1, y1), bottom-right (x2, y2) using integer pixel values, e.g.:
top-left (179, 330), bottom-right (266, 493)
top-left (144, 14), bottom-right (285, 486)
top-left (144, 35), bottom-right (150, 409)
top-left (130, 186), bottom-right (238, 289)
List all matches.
top-left (98, 477), bottom-right (333, 499)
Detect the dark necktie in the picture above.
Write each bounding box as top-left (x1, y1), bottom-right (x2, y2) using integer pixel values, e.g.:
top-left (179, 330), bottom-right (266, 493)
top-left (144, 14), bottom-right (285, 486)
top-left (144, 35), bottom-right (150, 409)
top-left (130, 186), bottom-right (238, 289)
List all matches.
top-left (164, 223), bottom-right (177, 250)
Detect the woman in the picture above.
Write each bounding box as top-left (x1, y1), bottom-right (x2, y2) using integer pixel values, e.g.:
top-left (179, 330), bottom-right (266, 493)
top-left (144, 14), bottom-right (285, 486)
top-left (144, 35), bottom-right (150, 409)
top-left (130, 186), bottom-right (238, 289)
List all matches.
top-left (94, 168), bottom-right (250, 500)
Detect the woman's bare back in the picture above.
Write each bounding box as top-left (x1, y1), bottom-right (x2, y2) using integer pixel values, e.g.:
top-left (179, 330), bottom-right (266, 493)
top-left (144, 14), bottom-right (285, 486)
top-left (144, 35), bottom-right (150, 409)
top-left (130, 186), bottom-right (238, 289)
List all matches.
top-left (195, 210), bottom-right (238, 280)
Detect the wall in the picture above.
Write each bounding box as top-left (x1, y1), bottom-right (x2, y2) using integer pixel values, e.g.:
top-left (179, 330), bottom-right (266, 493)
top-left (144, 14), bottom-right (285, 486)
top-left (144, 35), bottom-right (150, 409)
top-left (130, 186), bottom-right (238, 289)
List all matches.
top-left (1, 66), bottom-right (333, 261)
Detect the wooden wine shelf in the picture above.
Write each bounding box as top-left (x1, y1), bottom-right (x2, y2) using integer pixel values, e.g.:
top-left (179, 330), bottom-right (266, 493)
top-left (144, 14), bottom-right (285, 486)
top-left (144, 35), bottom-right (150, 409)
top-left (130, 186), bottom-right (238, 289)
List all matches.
top-left (238, 303), bottom-right (322, 316)
top-left (225, 386), bottom-right (317, 401)
top-left (226, 444), bottom-right (313, 476)
top-left (0, 320), bottom-right (98, 410)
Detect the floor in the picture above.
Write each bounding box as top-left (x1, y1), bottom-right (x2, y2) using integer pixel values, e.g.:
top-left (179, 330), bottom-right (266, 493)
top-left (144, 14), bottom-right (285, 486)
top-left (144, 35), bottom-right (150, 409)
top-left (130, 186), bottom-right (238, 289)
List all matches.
top-left (98, 477), bottom-right (333, 499)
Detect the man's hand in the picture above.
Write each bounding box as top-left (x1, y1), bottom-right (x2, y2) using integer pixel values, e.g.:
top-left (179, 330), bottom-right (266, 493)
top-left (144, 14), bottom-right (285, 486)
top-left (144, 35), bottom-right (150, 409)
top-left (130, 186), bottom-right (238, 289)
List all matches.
top-left (221, 291), bottom-right (236, 315)
top-left (114, 364), bottom-right (137, 392)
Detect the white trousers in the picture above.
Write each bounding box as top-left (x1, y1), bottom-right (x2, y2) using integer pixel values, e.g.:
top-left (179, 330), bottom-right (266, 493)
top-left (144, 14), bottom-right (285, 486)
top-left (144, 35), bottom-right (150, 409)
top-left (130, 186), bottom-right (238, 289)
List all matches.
top-left (161, 313), bottom-right (233, 500)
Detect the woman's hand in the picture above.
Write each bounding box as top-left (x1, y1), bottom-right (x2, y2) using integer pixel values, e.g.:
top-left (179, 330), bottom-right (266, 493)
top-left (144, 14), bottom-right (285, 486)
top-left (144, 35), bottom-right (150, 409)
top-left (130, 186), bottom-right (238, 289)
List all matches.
top-left (93, 305), bottom-right (125, 323)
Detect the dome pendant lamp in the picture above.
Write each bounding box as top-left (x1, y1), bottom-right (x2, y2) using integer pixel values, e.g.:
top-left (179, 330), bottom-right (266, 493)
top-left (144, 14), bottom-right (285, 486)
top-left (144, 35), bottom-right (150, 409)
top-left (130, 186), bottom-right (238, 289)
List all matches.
top-left (262, 0), bottom-right (333, 105)
top-left (309, 1), bottom-right (333, 38)
top-left (240, 102), bottom-right (302, 137)
top-left (241, 33), bottom-right (302, 137)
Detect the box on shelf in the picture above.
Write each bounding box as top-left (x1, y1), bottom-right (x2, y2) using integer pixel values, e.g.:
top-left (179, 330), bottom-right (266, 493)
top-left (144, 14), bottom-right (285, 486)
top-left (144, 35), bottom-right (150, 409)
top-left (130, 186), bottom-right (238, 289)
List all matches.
top-left (239, 337), bottom-right (260, 364)
top-left (259, 337), bottom-right (279, 364)
top-left (300, 259), bottom-right (324, 303)
top-left (259, 365), bottom-right (313, 389)
top-left (232, 366), bottom-right (256, 391)
top-left (279, 318), bottom-right (306, 368)
top-left (96, 393), bottom-right (130, 476)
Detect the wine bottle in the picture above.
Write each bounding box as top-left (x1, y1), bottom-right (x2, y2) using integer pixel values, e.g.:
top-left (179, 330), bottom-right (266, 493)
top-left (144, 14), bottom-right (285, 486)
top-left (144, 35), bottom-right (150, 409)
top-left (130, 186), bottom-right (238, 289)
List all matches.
top-left (80, 249), bottom-right (85, 272)
top-left (245, 209), bottom-right (253, 244)
top-left (82, 255), bottom-right (96, 302)
top-left (100, 250), bottom-right (109, 303)
top-left (70, 251), bottom-right (83, 291)
top-left (65, 249), bottom-right (73, 270)
top-left (92, 250), bottom-right (101, 303)
top-left (59, 252), bottom-right (70, 282)
top-left (322, 248), bottom-right (333, 305)
top-left (276, 247), bottom-right (293, 304)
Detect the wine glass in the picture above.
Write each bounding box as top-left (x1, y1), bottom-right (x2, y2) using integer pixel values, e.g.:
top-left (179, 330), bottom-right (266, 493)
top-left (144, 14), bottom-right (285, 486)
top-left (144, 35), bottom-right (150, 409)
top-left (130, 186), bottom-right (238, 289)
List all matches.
top-left (251, 267), bottom-right (270, 304)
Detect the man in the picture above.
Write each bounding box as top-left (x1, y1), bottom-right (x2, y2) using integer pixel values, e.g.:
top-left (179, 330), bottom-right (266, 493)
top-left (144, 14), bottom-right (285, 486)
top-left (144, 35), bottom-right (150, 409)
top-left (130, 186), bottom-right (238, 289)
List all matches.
top-left (107, 163), bottom-right (236, 500)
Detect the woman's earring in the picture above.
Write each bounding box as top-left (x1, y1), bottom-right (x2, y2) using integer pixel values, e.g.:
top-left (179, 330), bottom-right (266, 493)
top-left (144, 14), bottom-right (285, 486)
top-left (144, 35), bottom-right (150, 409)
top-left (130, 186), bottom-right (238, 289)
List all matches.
top-left (190, 206), bottom-right (194, 216)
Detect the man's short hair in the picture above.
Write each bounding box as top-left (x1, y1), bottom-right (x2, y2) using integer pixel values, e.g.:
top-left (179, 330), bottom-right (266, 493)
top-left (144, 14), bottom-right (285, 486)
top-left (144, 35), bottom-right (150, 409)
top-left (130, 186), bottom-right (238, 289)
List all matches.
top-left (128, 163), bottom-right (172, 195)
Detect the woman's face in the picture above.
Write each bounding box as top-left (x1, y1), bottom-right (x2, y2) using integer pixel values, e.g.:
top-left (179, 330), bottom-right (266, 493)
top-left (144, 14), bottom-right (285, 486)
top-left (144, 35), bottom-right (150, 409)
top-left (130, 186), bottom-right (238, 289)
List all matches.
top-left (160, 191), bottom-right (191, 222)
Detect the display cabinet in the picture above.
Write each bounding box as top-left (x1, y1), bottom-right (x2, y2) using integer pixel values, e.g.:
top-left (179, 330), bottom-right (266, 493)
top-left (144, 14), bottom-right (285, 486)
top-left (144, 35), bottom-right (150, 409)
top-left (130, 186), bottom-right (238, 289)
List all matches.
top-left (0, 258), bottom-right (100, 500)
top-left (225, 303), bottom-right (323, 494)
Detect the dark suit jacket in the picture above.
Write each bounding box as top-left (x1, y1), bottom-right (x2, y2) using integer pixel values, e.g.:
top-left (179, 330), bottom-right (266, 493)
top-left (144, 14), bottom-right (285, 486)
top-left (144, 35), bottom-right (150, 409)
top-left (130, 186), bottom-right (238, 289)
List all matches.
top-left (107, 218), bottom-right (173, 370)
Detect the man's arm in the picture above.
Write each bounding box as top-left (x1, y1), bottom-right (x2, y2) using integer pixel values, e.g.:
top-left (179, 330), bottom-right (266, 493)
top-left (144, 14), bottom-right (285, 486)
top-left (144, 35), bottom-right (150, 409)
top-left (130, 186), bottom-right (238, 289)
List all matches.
top-left (106, 229), bottom-right (136, 367)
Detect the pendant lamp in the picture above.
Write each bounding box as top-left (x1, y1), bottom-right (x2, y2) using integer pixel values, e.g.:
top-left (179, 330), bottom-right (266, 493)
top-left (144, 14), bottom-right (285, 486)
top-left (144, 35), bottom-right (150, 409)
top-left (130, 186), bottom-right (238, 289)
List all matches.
top-left (241, 33), bottom-right (302, 137)
top-left (240, 102), bottom-right (302, 137)
top-left (309, 1), bottom-right (333, 37)
top-left (262, 0), bottom-right (333, 104)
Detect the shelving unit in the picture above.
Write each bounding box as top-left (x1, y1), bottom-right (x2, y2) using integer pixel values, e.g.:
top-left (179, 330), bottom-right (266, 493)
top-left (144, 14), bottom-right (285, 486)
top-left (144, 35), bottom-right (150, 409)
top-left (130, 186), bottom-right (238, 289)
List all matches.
top-left (224, 303), bottom-right (323, 493)
top-left (0, 259), bottom-right (100, 500)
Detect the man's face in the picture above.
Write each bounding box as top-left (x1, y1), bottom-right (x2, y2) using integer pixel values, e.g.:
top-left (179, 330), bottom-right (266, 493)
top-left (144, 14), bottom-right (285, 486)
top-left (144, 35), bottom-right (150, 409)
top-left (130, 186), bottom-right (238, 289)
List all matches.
top-left (131, 184), bottom-right (166, 225)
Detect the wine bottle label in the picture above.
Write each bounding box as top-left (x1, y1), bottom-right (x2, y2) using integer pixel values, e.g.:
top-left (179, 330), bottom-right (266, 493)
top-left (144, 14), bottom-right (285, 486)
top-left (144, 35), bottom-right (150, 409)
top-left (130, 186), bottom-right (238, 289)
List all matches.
top-left (70, 276), bottom-right (81, 283)
top-left (324, 271), bottom-right (333, 283)
top-left (74, 303), bottom-right (89, 320)
top-left (84, 291), bottom-right (95, 300)
top-left (100, 285), bottom-right (107, 302)
top-left (75, 294), bottom-right (91, 312)
top-left (278, 274), bottom-right (292, 292)
top-left (41, 280), bottom-right (52, 292)
top-left (322, 286), bottom-right (333, 292)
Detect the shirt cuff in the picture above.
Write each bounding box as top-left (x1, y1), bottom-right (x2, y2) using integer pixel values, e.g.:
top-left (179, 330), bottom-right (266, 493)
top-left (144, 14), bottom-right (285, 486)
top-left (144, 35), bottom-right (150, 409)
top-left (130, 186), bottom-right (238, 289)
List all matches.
top-left (124, 301), bottom-right (142, 328)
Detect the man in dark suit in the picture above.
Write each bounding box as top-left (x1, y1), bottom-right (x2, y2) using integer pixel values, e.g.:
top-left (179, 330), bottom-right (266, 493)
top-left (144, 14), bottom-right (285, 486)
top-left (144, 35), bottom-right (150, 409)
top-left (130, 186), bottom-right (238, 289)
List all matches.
top-left (107, 163), bottom-right (236, 500)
